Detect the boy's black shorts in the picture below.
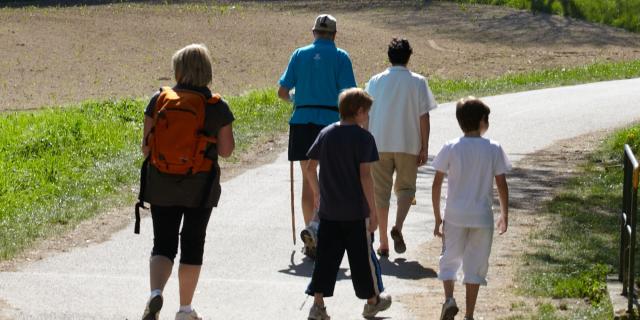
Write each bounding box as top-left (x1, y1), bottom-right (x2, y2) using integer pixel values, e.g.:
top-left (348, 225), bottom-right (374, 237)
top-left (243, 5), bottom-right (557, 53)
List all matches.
top-left (288, 123), bottom-right (325, 161)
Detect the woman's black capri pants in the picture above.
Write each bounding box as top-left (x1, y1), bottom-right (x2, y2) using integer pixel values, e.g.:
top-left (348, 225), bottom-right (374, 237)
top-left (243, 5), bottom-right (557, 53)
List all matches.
top-left (150, 205), bottom-right (213, 265)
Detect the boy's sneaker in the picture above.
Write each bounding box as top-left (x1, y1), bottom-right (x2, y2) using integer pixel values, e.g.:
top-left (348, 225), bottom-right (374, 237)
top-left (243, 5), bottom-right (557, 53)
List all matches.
top-left (308, 303), bottom-right (330, 320)
top-left (175, 309), bottom-right (202, 320)
top-left (439, 298), bottom-right (459, 320)
top-left (362, 293), bottom-right (392, 318)
top-left (301, 226), bottom-right (317, 259)
top-left (390, 227), bottom-right (406, 254)
top-left (141, 295), bottom-right (163, 320)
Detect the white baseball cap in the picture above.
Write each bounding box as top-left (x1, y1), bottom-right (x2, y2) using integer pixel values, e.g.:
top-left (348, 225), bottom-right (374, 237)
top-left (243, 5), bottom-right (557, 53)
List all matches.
top-left (312, 14), bottom-right (337, 33)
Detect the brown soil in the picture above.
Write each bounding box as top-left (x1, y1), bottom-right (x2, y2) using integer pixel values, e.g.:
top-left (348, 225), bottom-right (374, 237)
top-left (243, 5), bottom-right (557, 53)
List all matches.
top-left (403, 129), bottom-right (613, 319)
top-left (1, 1), bottom-right (640, 110)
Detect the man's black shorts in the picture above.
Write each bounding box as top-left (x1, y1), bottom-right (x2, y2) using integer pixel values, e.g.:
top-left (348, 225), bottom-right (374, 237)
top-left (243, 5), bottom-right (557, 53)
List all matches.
top-left (288, 123), bottom-right (325, 161)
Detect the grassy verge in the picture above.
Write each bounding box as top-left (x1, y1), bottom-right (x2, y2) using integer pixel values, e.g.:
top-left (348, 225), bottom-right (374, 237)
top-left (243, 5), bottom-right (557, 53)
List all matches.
top-left (429, 59), bottom-right (640, 103)
top-left (0, 89), bottom-right (289, 260)
top-left (447, 0), bottom-right (640, 33)
top-left (508, 124), bottom-right (640, 319)
top-left (1, 58), bottom-right (640, 261)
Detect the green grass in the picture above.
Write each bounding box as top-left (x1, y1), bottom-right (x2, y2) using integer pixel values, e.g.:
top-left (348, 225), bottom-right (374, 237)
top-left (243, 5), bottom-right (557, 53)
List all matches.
top-left (514, 124), bottom-right (640, 319)
top-left (447, 0), bottom-right (640, 32)
top-left (428, 59), bottom-right (640, 102)
top-left (0, 89), bottom-right (289, 260)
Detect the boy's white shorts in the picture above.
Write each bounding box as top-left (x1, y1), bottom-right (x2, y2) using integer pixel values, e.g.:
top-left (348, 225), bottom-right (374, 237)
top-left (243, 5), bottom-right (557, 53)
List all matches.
top-left (438, 222), bottom-right (493, 286)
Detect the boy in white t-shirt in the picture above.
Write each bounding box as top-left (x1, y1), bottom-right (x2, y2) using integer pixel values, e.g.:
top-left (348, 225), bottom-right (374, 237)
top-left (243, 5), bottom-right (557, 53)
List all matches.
top-left (431, 97), bottom-right (510, 320)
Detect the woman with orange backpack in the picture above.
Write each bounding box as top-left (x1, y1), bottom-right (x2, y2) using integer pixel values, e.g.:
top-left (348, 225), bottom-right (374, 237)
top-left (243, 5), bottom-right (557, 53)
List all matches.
top-left (138, 43), bottom-right (235, 320)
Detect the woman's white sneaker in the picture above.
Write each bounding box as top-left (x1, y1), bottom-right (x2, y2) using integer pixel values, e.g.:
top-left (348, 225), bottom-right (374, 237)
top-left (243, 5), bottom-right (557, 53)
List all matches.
top-left (175, 309), bottom-right (202, 320)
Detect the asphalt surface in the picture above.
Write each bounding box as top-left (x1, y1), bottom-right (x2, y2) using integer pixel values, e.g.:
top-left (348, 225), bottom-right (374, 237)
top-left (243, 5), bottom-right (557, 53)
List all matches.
top-left (1, 78), bottom-right (640, 319)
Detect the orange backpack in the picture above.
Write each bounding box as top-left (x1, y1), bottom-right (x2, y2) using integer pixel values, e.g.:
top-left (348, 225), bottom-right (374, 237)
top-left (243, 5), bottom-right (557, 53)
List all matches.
top-left (135, 87), bottom-right (221, 234)
top-left (147, 87), bottom-right (221, 175)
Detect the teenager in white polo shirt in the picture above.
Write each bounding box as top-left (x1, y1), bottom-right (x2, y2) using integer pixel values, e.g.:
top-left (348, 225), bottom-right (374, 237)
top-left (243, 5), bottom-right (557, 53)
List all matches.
top-left (365, 38), bottom-right (438, 256)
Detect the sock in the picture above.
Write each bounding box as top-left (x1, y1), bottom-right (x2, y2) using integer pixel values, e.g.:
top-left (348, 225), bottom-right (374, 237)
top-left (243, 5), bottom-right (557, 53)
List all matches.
top-left (150, 289), bottom-right (162, 299)
top-left (179, 305), bottom-right (193, 313)
top-left (309, 220), bottom-right (319, 231)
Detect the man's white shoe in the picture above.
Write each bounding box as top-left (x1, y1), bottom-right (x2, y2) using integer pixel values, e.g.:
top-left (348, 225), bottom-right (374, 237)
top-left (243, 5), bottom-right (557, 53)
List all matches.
top-left (300, 225), bottom-right (318, 259)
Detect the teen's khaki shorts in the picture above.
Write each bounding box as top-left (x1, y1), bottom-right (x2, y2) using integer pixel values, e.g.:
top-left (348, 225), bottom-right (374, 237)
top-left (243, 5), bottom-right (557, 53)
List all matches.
top-left (372, 152), bottom-right (418, 209)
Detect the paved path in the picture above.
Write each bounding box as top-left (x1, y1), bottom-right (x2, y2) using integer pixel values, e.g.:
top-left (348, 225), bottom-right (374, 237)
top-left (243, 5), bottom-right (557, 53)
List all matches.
top-left (2, 79), bottom-right (640, 319)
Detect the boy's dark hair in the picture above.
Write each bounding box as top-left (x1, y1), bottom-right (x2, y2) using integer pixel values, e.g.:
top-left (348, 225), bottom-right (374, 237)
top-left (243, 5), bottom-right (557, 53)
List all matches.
top-left (339, 88), bottom-right (373, 120)
top-left (388, 38), bottom-right (412, 65)
top-left (456, 97), bottom-right (491, 133)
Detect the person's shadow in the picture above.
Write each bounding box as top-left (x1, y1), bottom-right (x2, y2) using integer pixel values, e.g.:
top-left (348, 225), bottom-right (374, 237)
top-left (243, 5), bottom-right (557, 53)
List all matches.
top-left (378, 257), bottom-right (437, 280)
top-left (278, 250), bottom-right (350, 280)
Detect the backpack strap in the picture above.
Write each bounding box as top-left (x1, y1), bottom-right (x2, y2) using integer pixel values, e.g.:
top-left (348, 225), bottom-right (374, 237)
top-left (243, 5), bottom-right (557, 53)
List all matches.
top-left (202, 93), bottom-right (222, 144)
top-left (134, 156), bottom-right (150, 234)
top-left (199, 93), bottom-right (222, 207)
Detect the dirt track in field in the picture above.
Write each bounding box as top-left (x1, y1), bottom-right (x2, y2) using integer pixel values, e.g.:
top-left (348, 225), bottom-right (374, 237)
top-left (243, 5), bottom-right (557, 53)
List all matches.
top-left (1, 1), bottom-right (640, 110)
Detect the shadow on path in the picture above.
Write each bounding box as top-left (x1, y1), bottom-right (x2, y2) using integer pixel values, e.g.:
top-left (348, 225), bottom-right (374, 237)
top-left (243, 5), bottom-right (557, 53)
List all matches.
top-left (379, 257), bottom-right (437, 280)
top-left (278, 250), bottom-right (350, 280)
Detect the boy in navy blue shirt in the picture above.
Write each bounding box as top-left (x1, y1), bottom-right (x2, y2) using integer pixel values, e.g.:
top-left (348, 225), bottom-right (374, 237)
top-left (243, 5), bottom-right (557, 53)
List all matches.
top-left (305, 88), bottom-right (392, 320)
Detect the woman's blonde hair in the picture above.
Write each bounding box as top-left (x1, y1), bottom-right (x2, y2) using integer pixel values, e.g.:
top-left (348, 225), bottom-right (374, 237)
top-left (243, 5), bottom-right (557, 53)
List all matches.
top-left (172, 44), bottom-right (213, 87)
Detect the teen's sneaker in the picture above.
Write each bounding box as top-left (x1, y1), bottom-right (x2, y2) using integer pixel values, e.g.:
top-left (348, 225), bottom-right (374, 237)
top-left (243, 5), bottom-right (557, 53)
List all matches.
top-left (141, 295), bottom-right (163, 320)
top-left (308, 303), bottom-right (330, 320)
top-left (301, 226), bottom-right (317, 259)
top-left (390, 226), bottom-right (406, 254)
top-left (175, 309), bottom-right (202, 320)
top-left (362, 294), bottom-right (392, 318)
top-left (439, 298), bottom-right (459, 320)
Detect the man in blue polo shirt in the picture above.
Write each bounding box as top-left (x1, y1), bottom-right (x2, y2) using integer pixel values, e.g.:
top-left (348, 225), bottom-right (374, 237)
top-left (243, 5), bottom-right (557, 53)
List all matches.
top-left (278, 14), bottom-right (357, 258)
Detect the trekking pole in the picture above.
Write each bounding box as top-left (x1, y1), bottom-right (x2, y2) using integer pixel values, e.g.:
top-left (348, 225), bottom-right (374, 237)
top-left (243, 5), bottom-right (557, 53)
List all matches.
top-left (290, 161), bottom-right (296, 245)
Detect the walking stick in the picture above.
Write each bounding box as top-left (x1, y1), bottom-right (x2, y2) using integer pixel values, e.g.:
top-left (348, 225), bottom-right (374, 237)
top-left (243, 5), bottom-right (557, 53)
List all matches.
top-left (290, 161), bottom-right (296, 245)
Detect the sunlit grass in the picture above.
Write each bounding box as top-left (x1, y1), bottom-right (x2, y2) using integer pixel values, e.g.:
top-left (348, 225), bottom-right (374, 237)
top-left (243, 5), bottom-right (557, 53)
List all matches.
top-left (449, 0), bottom-right (640, 32)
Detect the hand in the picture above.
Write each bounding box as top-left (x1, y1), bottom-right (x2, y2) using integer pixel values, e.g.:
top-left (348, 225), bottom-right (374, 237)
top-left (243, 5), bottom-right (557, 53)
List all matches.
top-left (417, 147), bottom-right (428, 166)
top-left (433, 220), bottom-right (443, 237)
top-left (497, 215), bottom-right (508, 235)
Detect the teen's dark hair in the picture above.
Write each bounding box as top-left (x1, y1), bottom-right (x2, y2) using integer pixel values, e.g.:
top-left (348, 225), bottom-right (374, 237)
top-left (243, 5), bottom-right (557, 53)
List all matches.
top-left (388, 38), bottom-right (412, 65)
top-left (339, 88), bottom-right (373, 120)
top-left (455, 97), bottom-right (491, 133)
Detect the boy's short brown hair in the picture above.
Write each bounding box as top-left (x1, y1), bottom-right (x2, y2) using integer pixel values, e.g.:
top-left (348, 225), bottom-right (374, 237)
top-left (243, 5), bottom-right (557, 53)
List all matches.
top-left (456, 96), bottom-right (491, 132)
top-left (172, 43), bottom-right (213, 87)
top-left (339, 88), bottom-right (373, 119)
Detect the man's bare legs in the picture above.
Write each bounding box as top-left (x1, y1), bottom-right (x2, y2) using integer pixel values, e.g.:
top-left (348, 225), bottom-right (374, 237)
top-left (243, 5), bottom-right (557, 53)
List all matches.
top-left (377, 207), bottom-right (390, 251)
top-left (394, 195), bottom-right (413, 232)
top-left (300, 160), bottom-right (315, 225)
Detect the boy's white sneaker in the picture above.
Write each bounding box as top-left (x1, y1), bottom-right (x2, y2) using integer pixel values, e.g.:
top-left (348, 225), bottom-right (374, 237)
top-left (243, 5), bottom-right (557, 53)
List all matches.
top-left (362, 293), bottom-right (392, 318)
top-left (175, 309), bottom-right (202, 320)
top-left (141, 295), bottom-right (163, 320)
top-left (439, 297), bottom-right (459, 320)
top-left (308, 303), bottom-right (330, 320)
